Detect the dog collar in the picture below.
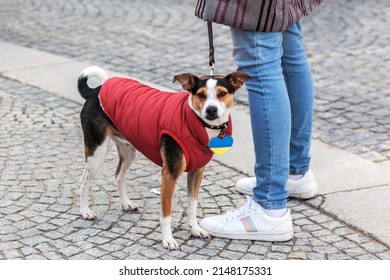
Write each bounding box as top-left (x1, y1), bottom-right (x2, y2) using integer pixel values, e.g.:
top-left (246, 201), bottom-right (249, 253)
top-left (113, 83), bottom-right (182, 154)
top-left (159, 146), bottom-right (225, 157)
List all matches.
top-left (199, 118), bottom-right (229, 138)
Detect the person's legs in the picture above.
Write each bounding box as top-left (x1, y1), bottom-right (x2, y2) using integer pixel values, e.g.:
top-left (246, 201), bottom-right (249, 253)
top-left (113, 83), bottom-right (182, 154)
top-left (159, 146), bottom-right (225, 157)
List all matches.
top-left (199, 27), bottom-right (294, 241)
top-left (235, 23), bottom-right (318, 200)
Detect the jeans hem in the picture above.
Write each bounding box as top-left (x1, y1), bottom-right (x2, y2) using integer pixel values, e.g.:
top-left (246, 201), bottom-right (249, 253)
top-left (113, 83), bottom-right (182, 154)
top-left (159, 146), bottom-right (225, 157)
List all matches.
top-left (257, 200), bottom-right (287, 210)
top-left (289, 167), bottom-right (309, 175)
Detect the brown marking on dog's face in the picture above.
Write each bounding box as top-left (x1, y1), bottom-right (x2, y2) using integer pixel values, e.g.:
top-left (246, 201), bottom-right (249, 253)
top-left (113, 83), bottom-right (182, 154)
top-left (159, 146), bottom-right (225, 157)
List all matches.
top-left (215, 85), bottom-right (234, 109)
top-left (191, 87), bottom-right (207, 112)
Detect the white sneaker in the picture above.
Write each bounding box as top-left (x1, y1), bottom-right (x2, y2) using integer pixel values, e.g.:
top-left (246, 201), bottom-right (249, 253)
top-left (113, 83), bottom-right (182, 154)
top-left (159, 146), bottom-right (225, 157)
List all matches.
top-left (199, 196), bottom-right (293, 241)
top-left (235, 169), bottom-right (318, 199)
top-left (287, 169), bottom-right (318, 199)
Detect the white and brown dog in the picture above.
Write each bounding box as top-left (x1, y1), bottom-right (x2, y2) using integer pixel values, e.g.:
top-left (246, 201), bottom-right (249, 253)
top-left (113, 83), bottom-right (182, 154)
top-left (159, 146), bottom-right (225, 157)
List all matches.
top-left (77, 66), bottom-right (250, 250)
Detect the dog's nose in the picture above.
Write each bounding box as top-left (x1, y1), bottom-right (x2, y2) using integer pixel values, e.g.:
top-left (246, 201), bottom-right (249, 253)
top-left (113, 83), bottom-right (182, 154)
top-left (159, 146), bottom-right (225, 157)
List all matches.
top-left (205, 106), bottom-right (218, 120)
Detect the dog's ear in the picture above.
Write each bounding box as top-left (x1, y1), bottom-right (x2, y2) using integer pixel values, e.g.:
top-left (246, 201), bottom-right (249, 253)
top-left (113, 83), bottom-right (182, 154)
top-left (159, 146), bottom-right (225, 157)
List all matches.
top-left (225, 72), bottom-right (251, 92)
top-left (173, 73), bottom-right (199, 92)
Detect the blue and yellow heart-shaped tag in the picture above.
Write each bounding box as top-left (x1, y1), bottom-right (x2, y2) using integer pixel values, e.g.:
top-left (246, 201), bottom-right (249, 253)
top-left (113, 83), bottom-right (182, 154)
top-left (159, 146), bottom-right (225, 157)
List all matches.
top-left (209, 136), bottom-right (234, 156)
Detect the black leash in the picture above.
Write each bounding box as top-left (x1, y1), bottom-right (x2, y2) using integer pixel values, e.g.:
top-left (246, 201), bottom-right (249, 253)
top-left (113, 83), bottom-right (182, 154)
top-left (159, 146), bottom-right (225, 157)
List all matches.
top-left (207, 21), bottom-right (215, 76)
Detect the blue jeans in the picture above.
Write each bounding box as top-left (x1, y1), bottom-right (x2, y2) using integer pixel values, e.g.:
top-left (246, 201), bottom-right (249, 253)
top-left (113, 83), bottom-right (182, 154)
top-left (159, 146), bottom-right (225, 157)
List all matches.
top-left (231, 23), bottom-right (314, 210)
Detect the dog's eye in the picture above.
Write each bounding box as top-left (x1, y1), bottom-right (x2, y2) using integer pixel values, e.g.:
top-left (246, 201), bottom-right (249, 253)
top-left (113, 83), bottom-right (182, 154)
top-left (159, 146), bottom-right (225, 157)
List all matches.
top-left (219, 91), bottom-right (228, 97)
top-left (197, 93), bottom-right (206, 99)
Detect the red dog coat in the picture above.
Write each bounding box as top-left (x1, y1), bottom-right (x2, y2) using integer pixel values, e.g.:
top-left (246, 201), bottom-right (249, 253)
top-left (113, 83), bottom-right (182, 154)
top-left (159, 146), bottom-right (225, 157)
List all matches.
top-left (99, 77), bottom-right (232, 172)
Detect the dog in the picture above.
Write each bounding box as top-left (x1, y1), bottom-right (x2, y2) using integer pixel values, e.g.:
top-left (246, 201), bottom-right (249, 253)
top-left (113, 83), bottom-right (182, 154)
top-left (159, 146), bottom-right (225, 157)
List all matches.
top-left (77, 66), bottom-right (250, 250)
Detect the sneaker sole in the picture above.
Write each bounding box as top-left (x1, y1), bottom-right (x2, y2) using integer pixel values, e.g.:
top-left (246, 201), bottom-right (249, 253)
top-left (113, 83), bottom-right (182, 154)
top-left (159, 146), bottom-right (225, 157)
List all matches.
top-left (288, 188), bottom-right (318, 200)
top-left (206, 229), bottom-right (294, 242)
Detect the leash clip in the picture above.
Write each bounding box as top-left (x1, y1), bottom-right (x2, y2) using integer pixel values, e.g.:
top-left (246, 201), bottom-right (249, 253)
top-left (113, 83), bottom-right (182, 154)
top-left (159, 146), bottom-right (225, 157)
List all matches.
top-left (209, 62), bottom-right (215, 76)
top-left (218, 123), bottom-right (228, 138)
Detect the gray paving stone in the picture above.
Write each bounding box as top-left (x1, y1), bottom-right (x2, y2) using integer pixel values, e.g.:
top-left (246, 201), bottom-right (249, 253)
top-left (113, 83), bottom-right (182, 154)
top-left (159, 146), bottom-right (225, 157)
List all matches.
top-left (292, 245), bottom-right (312, 252)
top-left (86, 236), bottom-right (111, 246)
top-left (345, 233), bottom-right (371, 244)
top-left (247, 244), bottom-right (268, 256)
top-left (35, 243), bottom-right (55, 254)
top-left (301, 224), bottom-right (322, 232)
top-left (356, 254), bottom-right (380, 260)
top-left (288, 251), bottom-right (308, 260)
top-left (197, 248), bottom-right (220, 257)
top-left (17, 228), bottom-right (41, 238)
top-left (185, 254), bottom-right (209, 260)
top-left (84, 248), bottom-right (108, 258)
top-left (333, 239), bottom-right (359, 250)
top-left (377, 251), bottom-right (390, 259)
top-left (20, 235), bottom-right (50, 247)
top-left (306, 253), bottom-right (326, 260)
top-left (72, 241), bottom-right (94, 251)
top-left (271, 244), bottom-right (293, 253)
top-left (219, 250), bottom-right (245, 260)
top-left (59, 245), bottom-right (83, 258)
top-left (321, 221), bottom-right (344, 230)
top-left (69, 253), bottom-right (95, 260)
top-left (327, 253), bottom-right (353, 260)
top-left (361, 241), bottom-right (388, 254)
top-left (3, 249), bottom-right (23, 259)
top-left (227, 242), bottom-right (250, 253)
top-left (313, 245), bottom-right (339, 254)
top-left (142, 247), bottom-right (168, 259)
top-left (42, 252), bottom-right (64, 260)
top-left (265, 252), bottom-right (288, 260)
top-left (318, 234), bottom-right (343, 244)
top-left (0, 241), bottom-right (24, 251)
top-left (334, 227), bottom-right (355, 236)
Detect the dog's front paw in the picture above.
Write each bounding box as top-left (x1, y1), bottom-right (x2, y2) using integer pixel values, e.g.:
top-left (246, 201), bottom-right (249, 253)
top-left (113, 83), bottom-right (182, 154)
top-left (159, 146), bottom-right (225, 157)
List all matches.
top-left (121, 199), bottom-right (138, 211)
top-left (162, 237), bottom-right (180, 251)
top-left (190, 225), bottom-right (211, 239)
top-left (81, 208), bottom-right (97, 220)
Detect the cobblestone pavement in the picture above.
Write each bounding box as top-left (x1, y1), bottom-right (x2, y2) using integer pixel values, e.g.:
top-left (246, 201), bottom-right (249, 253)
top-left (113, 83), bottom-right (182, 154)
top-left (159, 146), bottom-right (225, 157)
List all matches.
top-left (1, 0), bottom-right (390, 260)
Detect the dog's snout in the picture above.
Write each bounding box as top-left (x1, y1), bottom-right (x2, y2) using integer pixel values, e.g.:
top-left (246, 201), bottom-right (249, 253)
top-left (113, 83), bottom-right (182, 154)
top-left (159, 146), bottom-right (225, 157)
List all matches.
top-left (206, 106), bottom-right (218, 115)
top-left (205, 106), bottom-right (218, 120)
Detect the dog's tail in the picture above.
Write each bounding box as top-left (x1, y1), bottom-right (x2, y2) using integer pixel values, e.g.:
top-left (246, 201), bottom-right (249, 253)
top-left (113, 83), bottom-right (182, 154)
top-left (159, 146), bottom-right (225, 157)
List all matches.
top-left (77, 66), bottom-right (109, 99)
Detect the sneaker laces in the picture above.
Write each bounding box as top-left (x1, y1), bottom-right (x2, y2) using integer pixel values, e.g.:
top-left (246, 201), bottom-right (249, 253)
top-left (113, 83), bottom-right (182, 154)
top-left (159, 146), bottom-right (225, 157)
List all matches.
top-left (224, 196), bottom-right (258, 221)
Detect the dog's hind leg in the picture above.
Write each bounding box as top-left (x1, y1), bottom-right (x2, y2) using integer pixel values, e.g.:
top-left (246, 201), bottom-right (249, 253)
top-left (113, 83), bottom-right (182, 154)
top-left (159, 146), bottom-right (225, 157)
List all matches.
top-left (112, 135), bottom-right (138, 211)
top-left (80, 137), bottom-right (110, 219)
